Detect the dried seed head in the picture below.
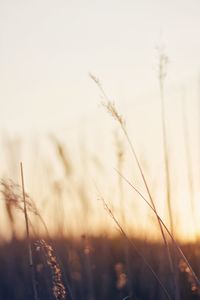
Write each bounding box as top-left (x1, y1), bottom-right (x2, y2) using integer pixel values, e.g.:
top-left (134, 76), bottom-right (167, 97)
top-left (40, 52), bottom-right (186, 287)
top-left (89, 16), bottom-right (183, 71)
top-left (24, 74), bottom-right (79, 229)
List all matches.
top-left (90, 73), bottom-right (125, 127)
top-left (179, 259), bottom-right (200, 294)
top-left (102, 101), bottom-right (125, 126)
top-left (35, 240), bottom-right (66, 300)
top-left (0, 179), bottom-right (38, 215)
top-left (89, 73), bottom-right (100, 85)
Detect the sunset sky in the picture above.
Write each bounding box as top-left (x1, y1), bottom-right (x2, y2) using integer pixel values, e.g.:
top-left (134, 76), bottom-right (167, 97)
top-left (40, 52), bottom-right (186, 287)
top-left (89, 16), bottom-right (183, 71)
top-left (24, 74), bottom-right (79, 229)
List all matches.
top-left (1, 0), bottom-right (200, 133)
top-left (1, 0), bottom-right (200, 240)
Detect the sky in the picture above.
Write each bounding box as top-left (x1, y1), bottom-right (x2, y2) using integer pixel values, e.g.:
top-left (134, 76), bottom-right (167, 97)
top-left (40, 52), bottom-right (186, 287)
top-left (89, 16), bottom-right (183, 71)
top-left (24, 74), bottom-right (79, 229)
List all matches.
top-left (1, 0), bottom-right (200, 134)
top-left (1, 0), bottom-right (200, 240)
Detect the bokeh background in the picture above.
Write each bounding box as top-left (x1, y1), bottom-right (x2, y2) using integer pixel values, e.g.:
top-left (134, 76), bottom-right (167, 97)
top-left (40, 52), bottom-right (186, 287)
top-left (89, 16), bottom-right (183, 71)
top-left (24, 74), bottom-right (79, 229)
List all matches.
top-left (1, 2), bottom-right (200, 299)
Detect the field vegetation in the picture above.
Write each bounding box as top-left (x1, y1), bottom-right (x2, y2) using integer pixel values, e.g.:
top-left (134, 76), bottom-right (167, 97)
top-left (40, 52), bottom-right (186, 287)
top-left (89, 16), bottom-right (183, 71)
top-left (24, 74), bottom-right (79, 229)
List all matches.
top-left (1, 53), bottom-right (200, 300)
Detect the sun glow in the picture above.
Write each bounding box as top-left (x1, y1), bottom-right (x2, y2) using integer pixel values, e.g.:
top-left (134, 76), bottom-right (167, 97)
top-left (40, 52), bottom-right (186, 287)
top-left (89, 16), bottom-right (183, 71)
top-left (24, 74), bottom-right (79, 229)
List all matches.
top-left (1, 0), bottom-right (200, 243)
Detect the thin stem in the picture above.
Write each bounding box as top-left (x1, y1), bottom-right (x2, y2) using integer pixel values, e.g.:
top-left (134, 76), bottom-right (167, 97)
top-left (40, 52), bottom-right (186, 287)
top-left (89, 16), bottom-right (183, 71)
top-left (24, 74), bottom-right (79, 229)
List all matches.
top-left (116, 169), bottom-right (200, 291)
top-left (90, 74), bottom-right (173, 272)
top-left (159, 65), bottom-right (174, 236)
top-left (159, 51), bottom-right (181, 300)
top-left (20, 162), bottom-right (39, 300)
top-left (181, 91), bottom-right (196, 227)
top-left (99, 194), bottom-right (172, 300)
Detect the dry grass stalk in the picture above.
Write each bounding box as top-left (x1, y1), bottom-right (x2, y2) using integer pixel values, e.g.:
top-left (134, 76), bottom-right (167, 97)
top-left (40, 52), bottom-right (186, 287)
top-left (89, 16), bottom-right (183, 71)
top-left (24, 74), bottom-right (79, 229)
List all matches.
top-left (157, 46), bottom-right (174, 236)
top-left (0, 177), bottom-right (49, 235)
top-left (20, 162), bottom-right (39, 300)
top-left (116, 170), bottom-right (200, 291)
top-left (35, 239), bottom-right (67, 300)
top-left (102, 101), bottom-right (125, 126)
top-left (181, 90), bottom-right (196, 226)
top-left (1, 178), bottom-right (38, 215)
top-left (98, 193), bottom-right (172, 300)
top-left (90, 73), bottom-right (174, 273)
top-left (157, 46), bottom-right (181, 300)
top-left (114, 131), bottom-right (125, 224)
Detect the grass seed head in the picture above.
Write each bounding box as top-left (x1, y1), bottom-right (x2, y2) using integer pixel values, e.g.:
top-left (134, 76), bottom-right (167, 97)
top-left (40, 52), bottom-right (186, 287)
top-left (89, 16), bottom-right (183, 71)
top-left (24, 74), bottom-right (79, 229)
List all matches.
top-left (0, 179), bottom-right (38, 215)
top-left (35, 239), bottom-right (67, 300)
